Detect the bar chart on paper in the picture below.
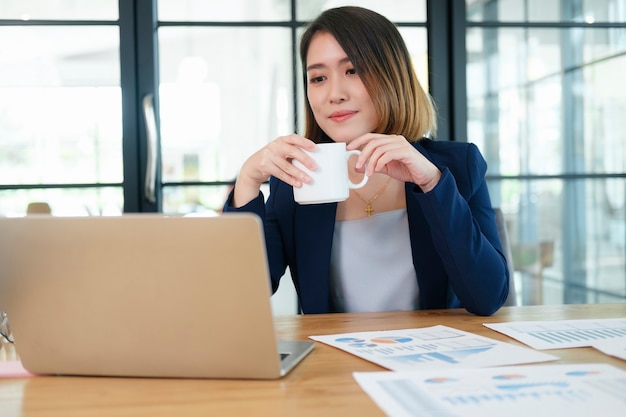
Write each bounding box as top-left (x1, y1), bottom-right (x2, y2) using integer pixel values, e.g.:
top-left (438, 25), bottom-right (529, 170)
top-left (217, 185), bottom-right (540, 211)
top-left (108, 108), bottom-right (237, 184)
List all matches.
top-left (484, 318), bottom-right (626, 350)
top-left (353, 364), bottom-right (626, 417)
top-left (310, 325), bottom-right (557, 371)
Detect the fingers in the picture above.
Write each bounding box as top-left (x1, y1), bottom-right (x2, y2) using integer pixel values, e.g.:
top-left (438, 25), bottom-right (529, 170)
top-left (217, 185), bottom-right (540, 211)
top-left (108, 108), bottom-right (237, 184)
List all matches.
top-left (365, 141), bottom-right (406, 175)
top-left (347, 134), bottom-right (435, 184)
top-left (279, 134), bottom-right (318, 171)
top-left (260, 134), bottom-right (318, 187)
top-left (348, 134), bottom-right (408, 174)
top-left (234, 135), bottom-right (318, 207)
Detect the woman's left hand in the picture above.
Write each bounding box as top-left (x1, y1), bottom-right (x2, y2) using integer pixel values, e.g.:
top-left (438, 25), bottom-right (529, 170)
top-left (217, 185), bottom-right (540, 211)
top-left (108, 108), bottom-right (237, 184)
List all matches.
top-left (347, 133), bottom-right (441, 192)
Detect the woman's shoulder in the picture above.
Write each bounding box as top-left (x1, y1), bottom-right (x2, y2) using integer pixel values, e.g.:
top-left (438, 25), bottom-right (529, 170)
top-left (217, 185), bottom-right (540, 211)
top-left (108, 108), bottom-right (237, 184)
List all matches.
top-left (417, 137), bottom-right (477, 153)
top-left (417, 137), bottom-right (484, 163)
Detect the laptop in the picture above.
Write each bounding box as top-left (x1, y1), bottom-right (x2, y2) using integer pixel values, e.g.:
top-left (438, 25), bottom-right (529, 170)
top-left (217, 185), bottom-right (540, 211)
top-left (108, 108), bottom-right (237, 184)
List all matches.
top-left (0, 213), bottom-right (313, 379)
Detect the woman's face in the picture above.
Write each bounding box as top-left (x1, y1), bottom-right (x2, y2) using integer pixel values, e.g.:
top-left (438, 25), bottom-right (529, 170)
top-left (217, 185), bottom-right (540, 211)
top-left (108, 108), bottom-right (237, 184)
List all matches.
top-left (305, 32), bottom-right (378, 144)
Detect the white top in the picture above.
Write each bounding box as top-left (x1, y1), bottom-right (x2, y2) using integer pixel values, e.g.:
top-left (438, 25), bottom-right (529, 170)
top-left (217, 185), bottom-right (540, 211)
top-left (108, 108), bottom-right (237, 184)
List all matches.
top-left (329, 209), bottom-right (419, 313)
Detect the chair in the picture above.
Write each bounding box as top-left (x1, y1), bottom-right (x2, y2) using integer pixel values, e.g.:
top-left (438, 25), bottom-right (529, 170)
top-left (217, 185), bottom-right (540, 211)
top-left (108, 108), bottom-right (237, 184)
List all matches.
top-left (494, 208), bottom-right (517, 306)
top-left (511, 240), bottom-right (554, 305)
top-left (26, 202), bottom-right (52, 215)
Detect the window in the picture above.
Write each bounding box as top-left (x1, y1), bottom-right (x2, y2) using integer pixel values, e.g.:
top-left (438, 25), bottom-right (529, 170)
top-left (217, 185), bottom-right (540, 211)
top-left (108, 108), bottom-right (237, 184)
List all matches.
top-left (467, 0), bottom-right (626, 305)
top-left (0, 0), bottom-right (123, 216)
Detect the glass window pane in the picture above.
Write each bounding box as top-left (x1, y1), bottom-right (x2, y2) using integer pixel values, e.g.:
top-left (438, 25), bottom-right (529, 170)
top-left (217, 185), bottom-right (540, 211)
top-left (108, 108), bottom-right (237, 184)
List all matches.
top-left (0, 0), bottom-right (117, 20)
top-left (575, 0), bottom-right (626, 23)
top-left (488, 178), bottom-right (626, 305)
top-left (296, 0), bottom-right (426, 22)
top-left (0, 26), bottom-right (120, 87)
top-left (0, 26), bottom-right (122, 185)
top-left (467, 0), bottom-right (626, 22)
top-left (466, 29), bottom-right (564, 93)
top-left (467, 0), bottom-right (559, 21)
top-left (527, 30), bottom-right (562, 81)
top-left (527, 0), bottom-right (561, 21)
top-left (157, 0), bottom-right (290, 21)
top-left (467, 28), bottom-right (563, 176)
top-left (467, 27), bottom-right (626, 176)
top-left (585, 56), bottom-right (626, 175)
top-left (162, 184), bottom-right (270, 215)
top-left (0, 187), bottom-right (123, 217)
top-left (399, 28), bottom-right (429, 92)
top-left (162, 185), bottom-right (233, 215)
top-left (158, 27), bottom-right (293, 183)
top-left (579, 27), bottom-right (626, 65)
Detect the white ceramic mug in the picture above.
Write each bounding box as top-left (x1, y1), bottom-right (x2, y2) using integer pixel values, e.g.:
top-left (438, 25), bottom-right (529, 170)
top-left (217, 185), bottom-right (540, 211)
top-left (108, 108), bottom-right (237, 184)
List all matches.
top-left (292, 143), bottom-right (368, 204)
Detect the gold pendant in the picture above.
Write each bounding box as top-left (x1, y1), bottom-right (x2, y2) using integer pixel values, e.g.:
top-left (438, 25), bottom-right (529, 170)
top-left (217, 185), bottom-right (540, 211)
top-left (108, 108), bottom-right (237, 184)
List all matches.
top-left (364, 202), bottom-right (373, 217)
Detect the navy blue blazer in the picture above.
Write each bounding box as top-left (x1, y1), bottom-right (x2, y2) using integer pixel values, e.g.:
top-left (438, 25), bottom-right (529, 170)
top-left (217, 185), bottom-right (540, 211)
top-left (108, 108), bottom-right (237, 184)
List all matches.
top-left (224, 139), bottom-right (509, 316)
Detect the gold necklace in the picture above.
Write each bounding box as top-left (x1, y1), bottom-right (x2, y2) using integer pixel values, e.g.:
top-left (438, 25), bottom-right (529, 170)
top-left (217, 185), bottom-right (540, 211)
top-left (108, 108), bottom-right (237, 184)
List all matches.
top-left (351, 176), bottom-right (393, 217)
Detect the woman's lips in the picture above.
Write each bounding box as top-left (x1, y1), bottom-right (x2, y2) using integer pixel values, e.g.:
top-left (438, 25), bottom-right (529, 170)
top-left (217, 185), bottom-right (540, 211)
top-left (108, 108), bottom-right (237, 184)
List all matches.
top-left (329, 110), bottom-right (356, 122)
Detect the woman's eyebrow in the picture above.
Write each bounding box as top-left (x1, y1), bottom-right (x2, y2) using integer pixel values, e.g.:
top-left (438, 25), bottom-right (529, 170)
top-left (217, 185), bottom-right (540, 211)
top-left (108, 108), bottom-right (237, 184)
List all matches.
top-left (306, 63), bottom-right (325, 72)
top-left (306, 57), bottom-right (352, 72)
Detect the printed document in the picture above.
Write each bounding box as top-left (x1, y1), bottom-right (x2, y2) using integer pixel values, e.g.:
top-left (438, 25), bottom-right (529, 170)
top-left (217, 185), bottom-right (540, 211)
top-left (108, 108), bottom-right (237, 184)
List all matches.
top-left (310, 325), bottom-right (557, 371)
top-left (353, 363), bottom-right (626, 417)
top-left (484, 318), bottom-right (626, 349)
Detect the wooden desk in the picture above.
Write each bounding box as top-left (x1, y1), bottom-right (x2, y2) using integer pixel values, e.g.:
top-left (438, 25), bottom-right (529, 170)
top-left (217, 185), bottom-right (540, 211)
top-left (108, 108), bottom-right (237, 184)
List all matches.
top-left (1, 303), bottom-right (625, 417)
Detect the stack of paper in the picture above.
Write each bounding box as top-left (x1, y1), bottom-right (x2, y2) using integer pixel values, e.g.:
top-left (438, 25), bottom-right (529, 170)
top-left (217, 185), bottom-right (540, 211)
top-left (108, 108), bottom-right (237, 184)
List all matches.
top-left (310, 319), bottom-right (626, 417)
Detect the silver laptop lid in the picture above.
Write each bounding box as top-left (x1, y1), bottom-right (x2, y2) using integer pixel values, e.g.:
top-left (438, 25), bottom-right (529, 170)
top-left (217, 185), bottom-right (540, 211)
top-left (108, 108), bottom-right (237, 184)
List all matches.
top-left (0, 213), bottom-right (311, 379)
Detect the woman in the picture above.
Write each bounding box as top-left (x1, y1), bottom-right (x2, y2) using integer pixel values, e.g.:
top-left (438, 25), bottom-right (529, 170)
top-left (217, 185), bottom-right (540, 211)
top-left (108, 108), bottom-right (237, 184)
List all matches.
top-left (224, 6), bottom-right (509, 315)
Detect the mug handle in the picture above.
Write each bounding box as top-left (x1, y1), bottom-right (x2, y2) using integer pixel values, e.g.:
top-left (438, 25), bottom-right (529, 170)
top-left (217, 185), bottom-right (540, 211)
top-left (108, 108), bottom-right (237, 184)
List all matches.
top-left (345, 150), bottom-right (369, 189)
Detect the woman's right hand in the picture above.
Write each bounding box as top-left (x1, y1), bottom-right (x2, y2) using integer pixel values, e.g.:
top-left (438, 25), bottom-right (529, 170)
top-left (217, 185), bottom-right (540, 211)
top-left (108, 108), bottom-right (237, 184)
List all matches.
top-left (232, 134), bottom-right (318, 207)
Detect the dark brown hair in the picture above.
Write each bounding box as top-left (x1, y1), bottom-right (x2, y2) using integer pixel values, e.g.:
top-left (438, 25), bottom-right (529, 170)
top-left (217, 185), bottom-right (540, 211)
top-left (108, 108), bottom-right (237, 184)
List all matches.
top-left (300, 6), bottom-right (437, 143)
